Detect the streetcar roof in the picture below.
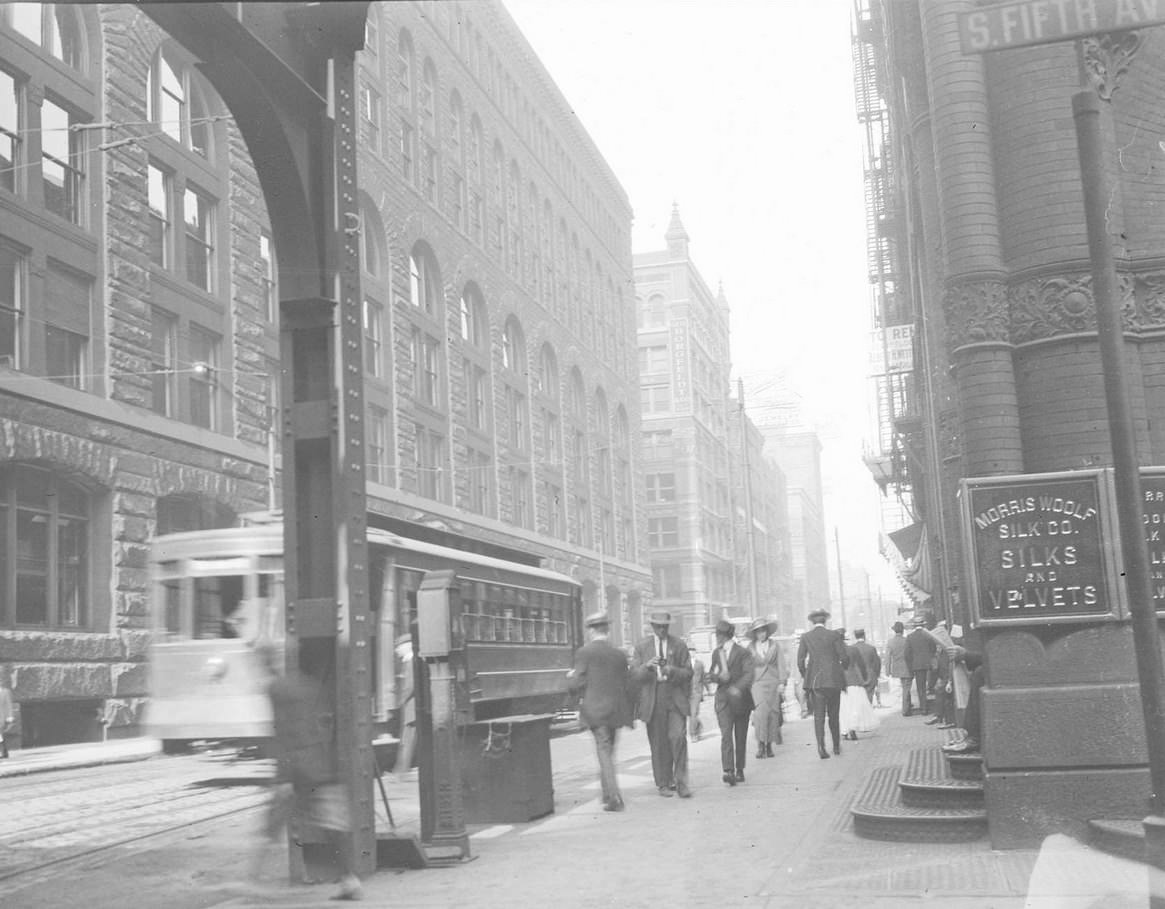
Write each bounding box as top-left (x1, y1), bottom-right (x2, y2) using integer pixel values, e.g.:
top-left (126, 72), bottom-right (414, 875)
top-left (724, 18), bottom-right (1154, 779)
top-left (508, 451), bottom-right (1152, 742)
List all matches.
top-left (150, 523), bottom-right (580, 589)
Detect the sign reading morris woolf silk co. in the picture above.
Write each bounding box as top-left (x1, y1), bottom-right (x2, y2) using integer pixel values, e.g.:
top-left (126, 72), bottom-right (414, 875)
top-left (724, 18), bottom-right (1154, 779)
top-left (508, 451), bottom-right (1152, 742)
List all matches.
top-left (960, 471), bottom-right (1121, 627)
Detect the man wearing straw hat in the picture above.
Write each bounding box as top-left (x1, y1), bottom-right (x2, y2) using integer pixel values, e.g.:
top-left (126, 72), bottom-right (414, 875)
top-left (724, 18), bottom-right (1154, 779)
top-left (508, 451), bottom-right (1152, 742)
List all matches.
top-left (631, 610), bottom-right (693, 798)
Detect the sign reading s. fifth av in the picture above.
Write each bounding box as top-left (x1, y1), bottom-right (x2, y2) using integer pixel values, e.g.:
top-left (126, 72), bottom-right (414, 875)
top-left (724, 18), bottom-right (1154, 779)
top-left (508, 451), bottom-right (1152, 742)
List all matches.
top-left (960, 0), bottom-right (1165, 54)
top-left (960, 471), bottom-right (1121, 627)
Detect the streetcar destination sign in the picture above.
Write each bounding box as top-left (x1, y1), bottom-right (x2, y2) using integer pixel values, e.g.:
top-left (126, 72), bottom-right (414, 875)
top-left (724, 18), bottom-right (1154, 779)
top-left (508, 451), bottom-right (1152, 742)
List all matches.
top-left (960, 0), bottom-right (1165, 54)
top-left (960, 470), bottom-right (1121, 626)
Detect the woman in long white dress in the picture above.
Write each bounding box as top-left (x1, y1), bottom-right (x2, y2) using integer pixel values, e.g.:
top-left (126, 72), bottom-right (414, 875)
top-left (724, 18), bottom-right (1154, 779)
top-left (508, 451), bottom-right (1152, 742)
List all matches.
top-left (747, 617), bottom-right (788, 758)
top-left (839, 629), bottom-right (878, 740)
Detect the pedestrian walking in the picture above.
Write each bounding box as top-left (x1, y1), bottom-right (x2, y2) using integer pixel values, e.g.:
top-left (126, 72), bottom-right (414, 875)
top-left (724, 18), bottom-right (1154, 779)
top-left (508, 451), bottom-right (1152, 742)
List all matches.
top-left (566, 611), bottom-right (633, 812)
top-left (0, 671), bottom-right (14, 759)
top-left (253, 644), bottom-right (362, 902)
top-left (392, 633), bottom-right (417, 779)
top-left (796, 608), bottom-right (849, 759)
top-left (851, 629), bottom-right (881, 705)
top-left (630, 610), bottom-right (693, 798)
top-left (884, 622), bottom-right (911, 715)
top-left (747, 617), bottom-right (787, 758)
top-left (840, 630), bottom-right (877, 741)
top-left (709, 619), bottom-right (755, 785)
top-left (904, 615), bottom-right (938, 716)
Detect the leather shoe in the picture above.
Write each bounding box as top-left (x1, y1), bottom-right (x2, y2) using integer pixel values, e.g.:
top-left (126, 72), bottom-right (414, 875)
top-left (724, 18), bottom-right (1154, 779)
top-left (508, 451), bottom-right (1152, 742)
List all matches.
top-left (603, 796), bottom-right (625, 812)
top-left (676, 783), bottom-right (692, 799)
top-left (925, 716), bottom-right (943, 725)
top-left (943, 739), bottom-right (979, 754)
top-left (735, 769), bottom-right (745, 783)
top-left (658, 786), bottom-right (674, 797)
top-left (756, 746), bottom-right (766, 759)
top-left (833, 744), bottom-right (841, 755)
top-left (818, 747), bottom-right (830, 759)
top-left (722, 771), bottom-right (736, 786)
top-left (938, 723), bottom-right (957, 730)
top-left (766, 743), bottom-right (774, 756)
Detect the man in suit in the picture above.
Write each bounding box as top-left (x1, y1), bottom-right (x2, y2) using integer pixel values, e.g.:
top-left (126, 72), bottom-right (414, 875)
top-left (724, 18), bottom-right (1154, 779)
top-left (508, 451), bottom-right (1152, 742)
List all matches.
top-left (709, 619), bottom-right (755, 785)
top-left (884, 621), bottom-right (911, 715)
top-left (631, 610), bottom-right (693, 798)
top-left (567, 611), bottom-right (633, 812)
top-left (796, 608), bottom-right (849, 759)
top-left (852, 629), bottom-right (881, 705)
top-left (904, 615), bottom-right (939, 716)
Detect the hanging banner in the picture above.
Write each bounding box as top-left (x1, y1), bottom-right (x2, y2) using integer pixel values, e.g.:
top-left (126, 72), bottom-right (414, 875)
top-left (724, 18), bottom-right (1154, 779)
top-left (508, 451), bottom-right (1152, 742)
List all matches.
top-left (959, 470), bottom-right (1122, 627)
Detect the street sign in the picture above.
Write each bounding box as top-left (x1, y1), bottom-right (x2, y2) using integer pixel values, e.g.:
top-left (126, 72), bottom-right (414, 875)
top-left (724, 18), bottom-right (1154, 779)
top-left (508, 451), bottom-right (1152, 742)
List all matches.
top-left (959, 470), bottom-right (1123, 626)
top-left (1137, 469), bottom-right (1165, 612)
top-left (960, 0), bottom-right (1165, 54)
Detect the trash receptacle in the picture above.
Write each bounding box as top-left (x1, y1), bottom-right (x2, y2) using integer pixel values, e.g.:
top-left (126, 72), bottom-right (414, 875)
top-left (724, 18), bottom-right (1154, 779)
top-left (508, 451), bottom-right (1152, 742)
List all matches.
top-left (458, 713), bottom-right (554, 824)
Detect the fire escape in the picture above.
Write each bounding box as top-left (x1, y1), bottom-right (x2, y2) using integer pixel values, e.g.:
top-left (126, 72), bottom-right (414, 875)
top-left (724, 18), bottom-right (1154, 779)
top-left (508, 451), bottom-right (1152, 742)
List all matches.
top-left (853, 0), bottom-right (915, 522)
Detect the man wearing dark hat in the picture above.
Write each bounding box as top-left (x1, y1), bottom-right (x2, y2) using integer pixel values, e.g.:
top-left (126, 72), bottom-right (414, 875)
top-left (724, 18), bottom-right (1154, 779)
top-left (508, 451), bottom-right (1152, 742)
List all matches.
top-left (567, 612), bottom-right (633, 812)
top-left (796, 608), bottom-right (849, 759)
top-left (709, 619), bottom-right (755, 784)
top-left (904, 615), bottom-right (938, 716)
top-left (631, 610), bottom-right (693, 798)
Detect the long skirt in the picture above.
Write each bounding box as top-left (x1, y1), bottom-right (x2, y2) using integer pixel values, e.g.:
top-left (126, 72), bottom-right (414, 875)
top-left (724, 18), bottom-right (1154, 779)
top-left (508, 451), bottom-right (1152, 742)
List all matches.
top-left (751, 676), bottom-right (783, 743)
top-left (840, 684), bottom-right (878, 735)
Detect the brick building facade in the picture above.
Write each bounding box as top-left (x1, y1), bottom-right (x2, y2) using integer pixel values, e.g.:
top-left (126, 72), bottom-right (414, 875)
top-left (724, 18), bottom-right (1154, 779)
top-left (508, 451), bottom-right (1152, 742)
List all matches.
top-left (0, 1), bottom-right (647, 747)
top-left (863, 0), bottom-right (1165, 845)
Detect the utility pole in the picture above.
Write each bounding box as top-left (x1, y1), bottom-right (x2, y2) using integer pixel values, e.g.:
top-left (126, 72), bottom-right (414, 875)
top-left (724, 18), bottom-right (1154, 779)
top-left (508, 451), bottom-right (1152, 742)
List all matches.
top-left (738, 379), bottom-right (759, 617)
top-left (834, 527), bottom-right (847, 630)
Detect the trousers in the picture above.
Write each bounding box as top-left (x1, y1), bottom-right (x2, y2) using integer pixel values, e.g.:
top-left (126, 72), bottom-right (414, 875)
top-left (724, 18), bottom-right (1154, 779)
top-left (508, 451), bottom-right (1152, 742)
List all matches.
top-left (809, 687), bottom-right (842, 750)
top-left (716, 704), bottom-right (750, 772)
top-left (646, 699), bottom-right (688, 789)
top-left (591, 724), bottom-right (621, 803)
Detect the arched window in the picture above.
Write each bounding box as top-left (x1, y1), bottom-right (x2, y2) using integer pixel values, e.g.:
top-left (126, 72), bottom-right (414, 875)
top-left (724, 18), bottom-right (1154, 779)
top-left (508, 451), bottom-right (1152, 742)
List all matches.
top-left (449, 91), bottom-right (464, 167)
top-left (420, 59), bottom-right (438, 204)
top-left (501, 317), bottom-right (524, 374)
top-left (467, 114), bottom-right (484, 245)
top-left (500, 316), bottom-right (529, 526)
top-left (395, 30), bottom-right (414, 112)
top-left (459, 282), bottom-right (486, 348)
top-left (537, 342), bottom-right (558, 400)
top-left (3, 4), bottom-right (86, 71)
top-left (0, 464), bottom-right (91, 629)
top-left (148, 47), bottom-right (214, 158)
top-left (409, 241), bottom-right (441, 316)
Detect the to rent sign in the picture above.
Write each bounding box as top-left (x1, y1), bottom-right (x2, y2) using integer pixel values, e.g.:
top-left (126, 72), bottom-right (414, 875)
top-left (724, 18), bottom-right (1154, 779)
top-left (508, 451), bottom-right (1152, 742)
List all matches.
top-left (960, 471), bottom-right (1121, 626)
top-left (960, 0), bottom-right (1165, 54)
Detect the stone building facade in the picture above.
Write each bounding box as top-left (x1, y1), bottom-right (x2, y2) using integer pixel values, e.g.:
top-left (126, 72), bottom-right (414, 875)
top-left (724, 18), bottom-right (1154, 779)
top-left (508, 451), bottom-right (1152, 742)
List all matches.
top-left (0, 1), bottom-right (648, 746)
top-left (863, 0), bottom-right (1165, 846)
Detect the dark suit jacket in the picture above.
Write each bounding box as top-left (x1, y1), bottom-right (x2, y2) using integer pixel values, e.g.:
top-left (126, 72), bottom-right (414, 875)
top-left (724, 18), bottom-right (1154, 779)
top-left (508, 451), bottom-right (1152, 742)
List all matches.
top-left (796, 625), bottom-right (849, 690)
top-left (709, 641), bottom-right (755, 716)
top-left (853, 641), bottom-right (881, 685)
top-left (567, 637), bottom-right (632, 729)
top-left (631, 634), bottom-right (692, 720)
top-left (905, 627), bottom-right (938, 672)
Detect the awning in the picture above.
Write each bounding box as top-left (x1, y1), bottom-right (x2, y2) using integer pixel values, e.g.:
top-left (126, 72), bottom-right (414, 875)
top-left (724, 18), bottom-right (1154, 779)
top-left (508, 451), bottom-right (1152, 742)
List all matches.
top-left (881, 522), bottom-right (933, 605)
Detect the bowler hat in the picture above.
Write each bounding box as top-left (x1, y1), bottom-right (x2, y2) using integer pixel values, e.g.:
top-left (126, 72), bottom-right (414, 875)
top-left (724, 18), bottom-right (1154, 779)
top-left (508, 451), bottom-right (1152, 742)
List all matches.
top-left (714, 619), bottom-right (735, 637)
top-left (807, 608), bottom-right (830, 623)
top-left (584, 611), bottom-right (610, 629)
top-left (648, 610), bottom-right (672, 625)
top-left (748, 617), bottom-right (776, 636)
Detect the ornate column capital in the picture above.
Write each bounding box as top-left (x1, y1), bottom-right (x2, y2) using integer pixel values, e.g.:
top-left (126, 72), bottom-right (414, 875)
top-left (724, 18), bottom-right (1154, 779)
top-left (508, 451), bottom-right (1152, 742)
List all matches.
top-left (943, 280), bottom-right (1009, 350)
top-left (1082, 31), bottom-right (1144, 101)
top-left (1011, 272), bottom-right (1136, 343)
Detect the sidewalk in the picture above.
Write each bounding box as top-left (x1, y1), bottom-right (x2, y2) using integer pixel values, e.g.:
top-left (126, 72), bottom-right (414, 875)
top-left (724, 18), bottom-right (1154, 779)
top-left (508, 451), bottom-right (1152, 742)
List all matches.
top-left (1, 709), bottom-right (1156, 908)
top-left (0, 736), bottom-right (160, 778)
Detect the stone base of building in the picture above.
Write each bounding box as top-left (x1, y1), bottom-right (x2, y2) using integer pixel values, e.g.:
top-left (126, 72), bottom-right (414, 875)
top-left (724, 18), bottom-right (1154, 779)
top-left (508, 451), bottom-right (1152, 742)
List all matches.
top-left (985, 767), bottom-right (1150, 849)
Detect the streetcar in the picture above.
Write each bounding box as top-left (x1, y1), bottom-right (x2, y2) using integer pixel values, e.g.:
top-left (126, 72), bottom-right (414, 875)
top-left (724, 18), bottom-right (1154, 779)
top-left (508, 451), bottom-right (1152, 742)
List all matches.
top-left (142, 515), bottom-right (584, 751)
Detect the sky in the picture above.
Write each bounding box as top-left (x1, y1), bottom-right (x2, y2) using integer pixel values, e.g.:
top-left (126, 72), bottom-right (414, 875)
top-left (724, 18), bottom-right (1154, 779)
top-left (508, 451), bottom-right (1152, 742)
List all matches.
top-left (503, 0), bottom-right (904, 601)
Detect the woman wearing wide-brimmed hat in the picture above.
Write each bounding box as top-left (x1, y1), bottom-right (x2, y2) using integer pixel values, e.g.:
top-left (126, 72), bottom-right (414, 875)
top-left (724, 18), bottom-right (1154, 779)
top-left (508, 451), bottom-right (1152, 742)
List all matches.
top-left (747, 617), bottom-right (788, 758)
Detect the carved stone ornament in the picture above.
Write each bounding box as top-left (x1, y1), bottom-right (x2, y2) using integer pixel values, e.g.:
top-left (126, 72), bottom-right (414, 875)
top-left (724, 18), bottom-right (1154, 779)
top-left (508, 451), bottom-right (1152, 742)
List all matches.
top-left (1011, 273), bottom-right (1136, 343)
top-left (1137, 272), bottom-right (1165, 328)
top-left (943, 280), bottom-right (1009, 350)
top-left (1082, 31), bottom-right (1144, 101)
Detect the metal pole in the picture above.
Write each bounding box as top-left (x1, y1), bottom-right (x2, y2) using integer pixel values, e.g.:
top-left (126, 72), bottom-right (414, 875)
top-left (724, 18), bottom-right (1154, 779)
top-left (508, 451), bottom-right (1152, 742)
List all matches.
top-left (1073, 88), bottom-right (1165, 896)
top-left (835, 527), bottom-right (847, 630)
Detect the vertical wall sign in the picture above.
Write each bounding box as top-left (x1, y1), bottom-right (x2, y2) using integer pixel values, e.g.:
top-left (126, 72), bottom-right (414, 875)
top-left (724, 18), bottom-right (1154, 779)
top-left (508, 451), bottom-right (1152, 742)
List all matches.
top-left (960, 470), bottom-right (1122, 627)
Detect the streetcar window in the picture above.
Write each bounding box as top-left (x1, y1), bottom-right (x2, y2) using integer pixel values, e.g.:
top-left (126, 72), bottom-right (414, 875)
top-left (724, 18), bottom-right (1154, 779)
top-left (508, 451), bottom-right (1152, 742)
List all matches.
top-left (193, 574), bottom-right (245, 639)
top-left (162, 578), bottom-right (181, 634)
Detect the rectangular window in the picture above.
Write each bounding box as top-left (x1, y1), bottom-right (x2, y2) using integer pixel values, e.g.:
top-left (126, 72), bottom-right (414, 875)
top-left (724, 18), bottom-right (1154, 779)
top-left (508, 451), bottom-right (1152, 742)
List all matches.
top-left (510, 466), bottom-right (530, 528)
top-left (451, 173), bottom-right (466, 232)
top-left (183, 186), bottom-right (214, 292)
top-left (544, 481), bottom-right (563, 538)
top-left (468, 447), bottom-right (490, 514)
top-left (259, 231), bottom-right (277, 323)
top-left (400, 119), bottom-right (414, 183)
top-left (188, 325), bottom-right (219, 429)
top-left (41, 98), bottom-right (83, 224)
top-left (147, 164), bottom-right (171, 268)
top-left (43, 262), bottom-right (89, 388)
top-left (641, 383), bottom-right (672, 414)
top-left (363, 297), bottom-right (383, 378)
top-left (150, 307), bottom-right (176, 416)
top-left (360, 85), bottom-right (381, 153)
top-left (0, 244), bottom-right (23, 366)
top-left (646, 472), bottom-right (676, 503)
top-left (465, 359), bottom-right (488, 432)
top-left (542, 409), bottom-right (560, 461)
top-left (648, 516), bottom-right (679, 548)
top-left (639, 345), bottom-right (669, 374)
top-left (368, 405), bottom-right (390, 485)
top-left (412, 329), bottom-right (440, 407)
top-left (469, 191), bottom-right (483, 245)
top-left (506, 385), bottom-right (527, 450)
top-left (422, 143), bottom-right (437, 204)
top-left (44, 325), bottom-right (84, 389)
top-left (0, 70), bottom-right (20, 193)
top-left (416, 423), bottom-right (444, 500)
top-left (575, 495), bottom-right (591, 547)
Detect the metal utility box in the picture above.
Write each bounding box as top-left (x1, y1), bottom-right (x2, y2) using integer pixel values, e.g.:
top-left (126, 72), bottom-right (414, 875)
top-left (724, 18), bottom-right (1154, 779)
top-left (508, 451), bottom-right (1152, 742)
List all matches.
top-left (458, 714), bottom-right (554, 823)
